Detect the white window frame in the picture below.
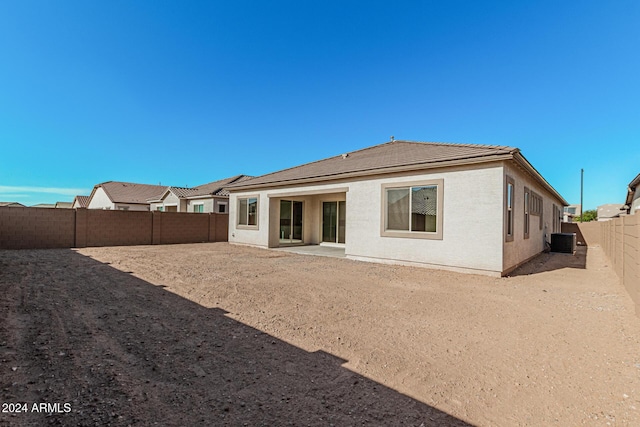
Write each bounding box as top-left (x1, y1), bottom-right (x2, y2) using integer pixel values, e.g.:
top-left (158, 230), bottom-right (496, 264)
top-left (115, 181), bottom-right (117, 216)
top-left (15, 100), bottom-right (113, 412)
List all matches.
top-left (192, 202), bottom-right (205, 213)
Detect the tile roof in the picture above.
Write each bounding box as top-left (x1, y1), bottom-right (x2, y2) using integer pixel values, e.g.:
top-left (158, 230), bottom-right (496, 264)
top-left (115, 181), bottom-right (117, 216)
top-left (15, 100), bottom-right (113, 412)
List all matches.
top-left (189, 175), bottom-right (253, 197)
top-left (229, 140), bottom-right (517, 188)
top-left (150, 175), bottom-right (253, 202)
top-left (96, 181), bottom-right (168, 204)
top-left (72, 195), bottom-right (90, 208)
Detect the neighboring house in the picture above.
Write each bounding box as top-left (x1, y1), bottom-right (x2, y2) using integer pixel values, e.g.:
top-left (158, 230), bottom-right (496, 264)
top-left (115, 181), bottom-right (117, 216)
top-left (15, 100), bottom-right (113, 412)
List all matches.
top-left (597, 204), bottom-right (623, 221)
top-left (87, 181), bottom-right (167, 211)
top-left (72, 196), bottom-right (90, 209)
top-left (623, 173), bottom-right (640, 215)
top-left (563, 204), bottom-right (581, 222)
top-left (0, 202), bottom-right (25, 207)
top-left (227, 140), bottom-right (568, 277)
top-left (31, 203), bottom-right (55, 208)
top-left (148, 175), bottom-right (251, 213)
top-left (55, 201), bottom-right (73, 209)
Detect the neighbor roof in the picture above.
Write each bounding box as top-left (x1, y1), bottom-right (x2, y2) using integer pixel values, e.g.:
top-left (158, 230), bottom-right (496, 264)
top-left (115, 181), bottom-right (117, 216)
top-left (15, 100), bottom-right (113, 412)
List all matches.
top-left (92, 181), bottom-right (168, 205)
top-left (0, 202), bottom-right (25, 207)
top-left (72, 195), bottom-right (90, 208)
top-left (228, 140), bottom-right (567, 204)
top-left (148, 175), bottom-right (253, 202)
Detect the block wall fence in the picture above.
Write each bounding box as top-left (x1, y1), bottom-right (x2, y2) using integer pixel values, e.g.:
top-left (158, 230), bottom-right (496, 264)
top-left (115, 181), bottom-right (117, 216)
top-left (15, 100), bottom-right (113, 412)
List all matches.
top-left (0, 206), bottom-right (228, 249)
top-left (564, 218), bottom-right (639, 317)
top-left (599, 215), bottom-right (639, 317)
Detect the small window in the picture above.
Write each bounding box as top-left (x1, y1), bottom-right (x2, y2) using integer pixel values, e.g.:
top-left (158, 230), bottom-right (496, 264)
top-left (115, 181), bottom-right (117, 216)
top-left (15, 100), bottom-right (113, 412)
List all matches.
top-left (193, 204), bottom-right (204, 213)
top-left (218, 203), bottom-right (227, 213)
top-left (157, 206), bottom-right (164, 212)
top-left (524, 187), bottom-right (530, 239)
top-left (505, 176), bottom-right (515, 242)
top-left (381, 180), bottom-right (443, 240)
top-left (238, 197), bottom-right (258, 227)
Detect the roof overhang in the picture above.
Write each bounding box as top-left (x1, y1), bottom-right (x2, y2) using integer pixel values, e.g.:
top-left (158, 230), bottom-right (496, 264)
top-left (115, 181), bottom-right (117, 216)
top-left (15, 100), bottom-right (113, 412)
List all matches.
top-left (228, 153), bottom-right (515, 192)
top-left (511, 151), bottom-right (569, 206)
top-left (624, 173), bottom-right (640, 207)
top-left (228, 150), bottom-right (568, 207)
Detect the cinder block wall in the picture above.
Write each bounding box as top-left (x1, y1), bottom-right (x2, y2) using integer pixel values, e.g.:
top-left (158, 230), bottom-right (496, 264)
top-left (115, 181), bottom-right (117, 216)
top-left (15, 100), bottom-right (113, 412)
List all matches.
top-left (211, 213), bottom-right (229, 242)
top-left (153, 212), bottom-right (210, 244)
top-left (0, 206), bottom-right (229, 249)
top-left (601, 215), bottom-right (639, 317)
top-left (85, 210), bottom-right (153, 247)
top-left (0, 207), bottom-right (75, 249)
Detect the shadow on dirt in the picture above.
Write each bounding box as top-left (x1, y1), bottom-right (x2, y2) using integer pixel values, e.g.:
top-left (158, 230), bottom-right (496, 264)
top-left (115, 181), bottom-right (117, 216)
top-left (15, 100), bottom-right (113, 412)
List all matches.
top-left (508, 246), bottom-right (587, 277)
top-left (0, 249), bottom-right (473, 426)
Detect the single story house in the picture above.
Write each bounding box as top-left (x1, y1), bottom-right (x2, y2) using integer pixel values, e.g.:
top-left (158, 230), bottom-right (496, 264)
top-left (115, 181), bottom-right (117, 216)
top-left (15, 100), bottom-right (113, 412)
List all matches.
top-left (597, 204), bottom-right (623, 221)
top-left (562, 204), bottom-right (581, 223)
top-left (148, 175), bottom-right (251, 213)
top-left (227, 140), bottom-right (568, 277)
top-left (623, 173), bottom-right (640, 215)
top-left (87, 181), bottom-right (167, 211)
top-left (72, 195), bottom-right (90, 209)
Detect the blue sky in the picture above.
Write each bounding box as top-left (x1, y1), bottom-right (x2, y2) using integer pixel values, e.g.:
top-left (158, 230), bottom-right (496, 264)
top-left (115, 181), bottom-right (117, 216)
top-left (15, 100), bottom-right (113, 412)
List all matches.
top-left (1, 1), bottom-right (638, 209)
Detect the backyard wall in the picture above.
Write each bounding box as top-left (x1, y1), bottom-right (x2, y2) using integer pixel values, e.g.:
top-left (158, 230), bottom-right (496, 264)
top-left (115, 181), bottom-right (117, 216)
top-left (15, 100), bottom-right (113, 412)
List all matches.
top-left (600, 215), bottom-right (640, 316)
top-left (561, 221), bottom-right (602, 246)
top-left (0, 206), bottom-right (228, 249)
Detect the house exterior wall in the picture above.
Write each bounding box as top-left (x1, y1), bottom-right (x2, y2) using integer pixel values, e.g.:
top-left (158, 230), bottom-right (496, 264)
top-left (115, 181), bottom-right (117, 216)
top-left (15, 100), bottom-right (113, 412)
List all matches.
top-left (185, 197), bottom-right (229, 213)
top-left (502, 161), bottom-right (565, 273)
top-left (632, 188), bottom-right (640, 215)
top-left (88, 188), bottom-right (115, 210)
top-left (230, 163), bottom-right (510, 275)
top-left (346, 165), bottom-right (504, 274)
top-left (229, 184), bottom-right (349, 248)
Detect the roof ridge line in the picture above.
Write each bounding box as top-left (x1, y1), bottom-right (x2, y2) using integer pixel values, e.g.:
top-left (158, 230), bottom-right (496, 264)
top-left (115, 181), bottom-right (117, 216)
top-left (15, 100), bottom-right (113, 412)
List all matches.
top-left (392, 140), bottom-right (517, 151)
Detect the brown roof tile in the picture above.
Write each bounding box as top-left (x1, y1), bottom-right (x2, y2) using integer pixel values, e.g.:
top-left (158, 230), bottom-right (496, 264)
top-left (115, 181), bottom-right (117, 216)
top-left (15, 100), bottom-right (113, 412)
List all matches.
top-left (230, 140), bottom-right (517, 188)
top-left (97, 181), bottom-right (168, 204)
top-left (72, 195), bottom-right (90, 208)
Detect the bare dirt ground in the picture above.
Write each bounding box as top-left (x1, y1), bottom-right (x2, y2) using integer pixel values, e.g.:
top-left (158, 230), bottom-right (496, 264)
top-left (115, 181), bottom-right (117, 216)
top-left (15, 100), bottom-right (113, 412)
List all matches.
top-left (1, 243), bottom-right (639, 426)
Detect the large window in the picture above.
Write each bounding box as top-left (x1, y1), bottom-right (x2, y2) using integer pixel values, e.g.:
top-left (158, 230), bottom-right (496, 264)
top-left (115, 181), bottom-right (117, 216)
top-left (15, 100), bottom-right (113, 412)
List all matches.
top-left (193, 203), bottom-right (204, 213)
top-left (381, 180), bottom-right (443, 240)
top-left (505, 176), bottom-right (515, 242)
top-left (238, 197), bottom-right (258, 227)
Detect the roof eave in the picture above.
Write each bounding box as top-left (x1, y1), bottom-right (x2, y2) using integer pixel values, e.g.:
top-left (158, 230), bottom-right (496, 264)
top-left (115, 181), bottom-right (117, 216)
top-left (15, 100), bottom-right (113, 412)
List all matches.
top-left (625, 173), bottom-right (640, 206)
top-left (228, 153), bottom-right (515, 192)
top-left (511, 151), bottom-right (569, 206)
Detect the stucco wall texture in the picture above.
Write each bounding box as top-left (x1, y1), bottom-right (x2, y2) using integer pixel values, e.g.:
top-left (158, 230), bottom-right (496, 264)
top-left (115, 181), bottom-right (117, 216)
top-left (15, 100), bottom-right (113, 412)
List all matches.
top-left (229, 161), bottom-right (567, 276)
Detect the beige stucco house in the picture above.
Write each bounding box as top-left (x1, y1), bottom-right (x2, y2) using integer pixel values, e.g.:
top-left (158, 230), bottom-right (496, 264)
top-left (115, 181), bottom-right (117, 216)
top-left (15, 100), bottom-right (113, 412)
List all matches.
top-left (72, 195), bottom-right (90, 209)
top-left (227, 140), bottom-right (568, 277)
top-left (87, 181), bottom-right (167, 211)
top-left (148, 175), bottom-right (251, 213)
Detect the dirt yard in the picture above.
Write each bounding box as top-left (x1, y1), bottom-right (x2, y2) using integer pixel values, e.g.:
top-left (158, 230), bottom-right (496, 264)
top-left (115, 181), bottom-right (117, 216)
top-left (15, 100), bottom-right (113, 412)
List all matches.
top-left (1, 243), bottom-right (639, 426)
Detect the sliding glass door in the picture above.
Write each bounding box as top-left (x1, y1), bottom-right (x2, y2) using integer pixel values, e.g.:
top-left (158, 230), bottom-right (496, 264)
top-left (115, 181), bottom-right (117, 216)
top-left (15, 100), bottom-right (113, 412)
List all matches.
top-left (322, 201), bottom-right (346, 244)
top-left (280, 200), bottom-right (303, 244)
